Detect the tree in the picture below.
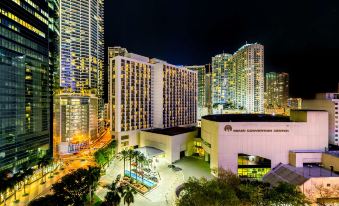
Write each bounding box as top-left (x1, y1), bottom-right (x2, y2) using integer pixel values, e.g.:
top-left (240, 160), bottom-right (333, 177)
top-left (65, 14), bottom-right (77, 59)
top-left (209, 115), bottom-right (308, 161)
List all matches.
top-left (38, 156), bottom-right (52, 183)
top-left (87, 166), bottom-right (101, 204)
top-left (132, 150), bottom-right (141, 181)
top-left (21, 166), bottom-right (34, 195)
top-left (127, 149), bottom-right (134, 178)
top-left (137, 154), bottom-right (147, 184)
top-left (52, 168), bottom-right (90, 206)
top-left (95, 150), bottom-right (107, 167)
top-left (117, 149), bottom-right (129, 174)
top-left (266, 182), bottom-right (308, 206)
top-left (103, 180), bottom-right (125, 206)
top-left (0, 172), bottom-right (10, 206)
top-left (28, 195), bottom-right (59, 206)
top-left (123, 186), bottom-right (137, 206)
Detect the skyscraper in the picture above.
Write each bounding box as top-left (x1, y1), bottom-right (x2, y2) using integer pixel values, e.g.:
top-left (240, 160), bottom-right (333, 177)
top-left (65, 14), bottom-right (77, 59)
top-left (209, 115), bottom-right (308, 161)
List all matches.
top-left (265, 72), bottom-right (289, 109)
top-left (212, 43), bottom-right (264, 113)
top-left (211, 53), bottom-right (232, 107)
top-left (109, 50), bottom-right (197, 151)
top-left (55, 0), bottom-right (104, 154)
top-left (186, 65), bottom-right (210, 119)
top-left (0, 0), bottom-right (52, 171)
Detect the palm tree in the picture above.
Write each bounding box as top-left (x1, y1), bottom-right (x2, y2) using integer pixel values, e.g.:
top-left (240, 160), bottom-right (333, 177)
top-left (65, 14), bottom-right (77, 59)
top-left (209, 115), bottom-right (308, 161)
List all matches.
top-left (127, 149), bottom-right (134, 178)
top-left (117, 150), bottom-right (129, 175)
top-left (20, 164), bottom-right (34, 195)
top-left (137, 154), bottom-right (147, 184)
top-left (87, 166), bottom-right (101, 204)
top-left (132, 150), bottom-right (140, 182)
top-left (123, 186), bottom-right (136, 206)
top-left (103, 181), bottom-right (125, 206)
top-left (38, 156), bottom-right (51, 183)
top-left (0, 177), bottom-right (9, 206)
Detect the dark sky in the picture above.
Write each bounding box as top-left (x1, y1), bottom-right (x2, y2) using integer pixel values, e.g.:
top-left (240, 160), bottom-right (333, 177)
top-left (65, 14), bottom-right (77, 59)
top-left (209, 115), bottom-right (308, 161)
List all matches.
top-left (104, 0), bottom-right (339, 99)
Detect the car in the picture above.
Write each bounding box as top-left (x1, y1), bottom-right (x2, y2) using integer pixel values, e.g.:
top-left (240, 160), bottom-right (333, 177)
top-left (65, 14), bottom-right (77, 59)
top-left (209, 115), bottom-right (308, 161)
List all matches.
top-left (172, 166), bottom-right (182, 171)
top-left (168, 164), bottom-right (175, 169)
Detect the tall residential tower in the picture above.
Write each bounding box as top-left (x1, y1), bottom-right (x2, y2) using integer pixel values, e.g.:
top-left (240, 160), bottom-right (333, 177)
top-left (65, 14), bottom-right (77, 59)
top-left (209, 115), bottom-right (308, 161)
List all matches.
top-left (54, 0), bottom-right (104, 154)
top-left (212, 43), bottom-right (264, 114)
top-left (265, 72), bottom-right (289, 109)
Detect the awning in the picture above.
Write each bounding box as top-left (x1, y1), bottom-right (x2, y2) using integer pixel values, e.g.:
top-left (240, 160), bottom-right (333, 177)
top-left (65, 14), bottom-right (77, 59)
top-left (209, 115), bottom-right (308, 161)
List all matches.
top-left (135, 146), bottom-right (164, 158)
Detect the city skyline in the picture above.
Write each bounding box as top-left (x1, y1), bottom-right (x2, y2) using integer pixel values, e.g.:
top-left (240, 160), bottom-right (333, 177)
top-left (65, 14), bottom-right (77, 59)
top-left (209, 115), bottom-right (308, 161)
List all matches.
top-left (105, 0), bottom-right (339, 99)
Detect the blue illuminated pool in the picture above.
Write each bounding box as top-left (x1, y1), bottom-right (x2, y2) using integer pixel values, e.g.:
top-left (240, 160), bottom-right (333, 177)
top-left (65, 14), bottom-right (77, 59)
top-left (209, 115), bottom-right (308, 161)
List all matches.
top-left (124, 170), bottom-right (156, 188)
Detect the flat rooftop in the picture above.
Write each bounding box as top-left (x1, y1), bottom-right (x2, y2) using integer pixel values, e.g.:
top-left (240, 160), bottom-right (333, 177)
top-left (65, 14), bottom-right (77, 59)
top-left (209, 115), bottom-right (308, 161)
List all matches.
top-left (143, 127), bottom-right (197, 136)
top-left (202, 114), bottom-right (291, 122)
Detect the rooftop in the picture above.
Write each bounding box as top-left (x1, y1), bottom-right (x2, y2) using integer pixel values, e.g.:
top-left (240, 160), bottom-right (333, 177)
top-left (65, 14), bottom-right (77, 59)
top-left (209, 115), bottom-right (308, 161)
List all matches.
top-left (143, 127), bottom-right (197, 136)
top-left (202, 114), bottom-right (291, 122)
top-left (263, 164), bottom-right (339, 186)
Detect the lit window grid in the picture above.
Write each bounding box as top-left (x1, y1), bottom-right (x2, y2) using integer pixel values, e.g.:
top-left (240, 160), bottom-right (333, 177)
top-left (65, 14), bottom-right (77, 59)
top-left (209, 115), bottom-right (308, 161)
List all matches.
top-left (162, 65), bottom-right (197, 127)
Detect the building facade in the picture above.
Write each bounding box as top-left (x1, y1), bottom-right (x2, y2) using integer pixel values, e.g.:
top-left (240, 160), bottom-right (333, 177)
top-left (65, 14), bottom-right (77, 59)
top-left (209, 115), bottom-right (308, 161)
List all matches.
top-left (109, 50), bottom-right (198, 151)
top-left (55, 0), bottom-right (104, 154)
top-left (0, 0), bottom-right (51, 171)
top-left (153, 59), bottom-right (197, 128)
top-left (212, 43), bottom-right (264, 114)
top-left (265, 72), bottom-right (289, 108)
top-left (201, 110), bottom-right (328, 178)
top-left (303, 93), bottom-right (339, 146)
top-left (186, 65), bottom-right (209, 119)
top-left (211, 53), bottom-right (232, 108)
top-left (109, 55), bottom-right (154, 151)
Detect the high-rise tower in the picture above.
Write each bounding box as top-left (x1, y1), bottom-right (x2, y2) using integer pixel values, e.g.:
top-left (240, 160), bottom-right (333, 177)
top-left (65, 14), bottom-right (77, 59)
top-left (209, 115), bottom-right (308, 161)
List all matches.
top-left (265, 72), bottom-right (289, 109)
top-left (0, 0), bottom-right (52, 171)
top-left (55, 0), bottom-right (104, 154)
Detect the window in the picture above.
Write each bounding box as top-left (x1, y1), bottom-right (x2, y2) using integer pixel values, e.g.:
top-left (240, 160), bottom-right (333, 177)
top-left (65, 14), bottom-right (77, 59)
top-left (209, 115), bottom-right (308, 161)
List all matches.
top-left (121, 135), bottom-right (129, 140)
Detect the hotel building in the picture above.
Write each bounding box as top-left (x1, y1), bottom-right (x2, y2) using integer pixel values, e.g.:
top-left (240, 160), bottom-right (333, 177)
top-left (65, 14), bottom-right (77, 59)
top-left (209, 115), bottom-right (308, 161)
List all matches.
top-left (303, 93), bottom-right (339, 146)
top-left (0, 0), bottom-right (52, 171)
top-left (109, 54), bottom-right (154, 151)
top-left (153, 59), bottom-right (197, 128)
top-left (109, 50), bottom-right (197, 151)
top-left (55, 0), bottom-right (104, 154)
top-left (201, 110), bottom-right (328, 179)
top-left (212, 43), bottom-right (264, 114)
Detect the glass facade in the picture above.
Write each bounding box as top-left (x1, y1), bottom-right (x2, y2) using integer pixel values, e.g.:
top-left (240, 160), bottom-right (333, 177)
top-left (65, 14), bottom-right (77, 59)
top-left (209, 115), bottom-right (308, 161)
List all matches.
top-left (238, 153), bottom-right (271, 180)
top-left (265, 72), bottom-right (289, 109)
top-left (0, 0), bottom-right (51, 171)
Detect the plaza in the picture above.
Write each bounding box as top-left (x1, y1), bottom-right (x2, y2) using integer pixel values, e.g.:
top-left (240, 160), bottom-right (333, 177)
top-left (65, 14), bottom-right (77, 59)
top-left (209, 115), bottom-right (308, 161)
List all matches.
top-left (96, 156), bottom-right (212, 205)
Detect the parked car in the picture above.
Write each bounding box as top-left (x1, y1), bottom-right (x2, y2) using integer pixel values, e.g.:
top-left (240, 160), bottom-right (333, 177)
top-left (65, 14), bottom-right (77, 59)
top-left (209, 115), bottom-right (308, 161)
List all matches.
top-left (168, 164), bottom-right (175, 169)
top-left (172, 166), bottom-right (182, 171)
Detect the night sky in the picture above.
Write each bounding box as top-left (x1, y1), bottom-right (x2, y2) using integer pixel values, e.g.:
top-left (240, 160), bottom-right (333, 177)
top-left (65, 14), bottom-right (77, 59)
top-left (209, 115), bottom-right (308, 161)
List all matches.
top-left (104, 0), bottom-right (339, 99)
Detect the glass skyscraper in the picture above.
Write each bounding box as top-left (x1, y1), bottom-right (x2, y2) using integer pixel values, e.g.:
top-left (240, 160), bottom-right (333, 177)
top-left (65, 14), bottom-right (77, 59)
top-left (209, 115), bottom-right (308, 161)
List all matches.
top-left (265, 72), bottom-right (289, 109)
top-left (55, 0), bottom-right (104, 154)
top-left (0, 0), bottom-right (52, 171)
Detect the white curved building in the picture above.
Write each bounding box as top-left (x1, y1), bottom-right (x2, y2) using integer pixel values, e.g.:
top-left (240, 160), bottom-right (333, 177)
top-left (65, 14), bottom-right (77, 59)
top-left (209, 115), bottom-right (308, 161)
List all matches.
top-left (201, 110), bottom-right (329, 176)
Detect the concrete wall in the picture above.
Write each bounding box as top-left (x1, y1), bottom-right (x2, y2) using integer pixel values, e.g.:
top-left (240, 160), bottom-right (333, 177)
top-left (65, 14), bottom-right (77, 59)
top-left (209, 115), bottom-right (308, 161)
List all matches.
top-left (114, 130), bottom-right (139, 152)
top-left (153, 63), bottom-right (164, 128)
top-left (201, 111), bottom-right (329, 174)
top-left (322, 153), bottom-right (339, 172)
top-left (140, 130), bottom-right (197, 163)
top-left (289, 152), bottom-right (322, 167)
top-left (302, 99), bottom-right (336, 145)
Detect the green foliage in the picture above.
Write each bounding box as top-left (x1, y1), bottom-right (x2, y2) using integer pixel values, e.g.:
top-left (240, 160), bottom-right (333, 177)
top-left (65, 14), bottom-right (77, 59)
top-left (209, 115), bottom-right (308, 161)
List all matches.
top-left (123, 186), bottom-right (137, 206)
top-left (51, 166), bottom-right (101, 206)
top-left (28, 195), bottom-right (59, 206)
top-left (94, 140), bottom-right (116, 166)
top-left (176, 168), bottom-right (308, 206)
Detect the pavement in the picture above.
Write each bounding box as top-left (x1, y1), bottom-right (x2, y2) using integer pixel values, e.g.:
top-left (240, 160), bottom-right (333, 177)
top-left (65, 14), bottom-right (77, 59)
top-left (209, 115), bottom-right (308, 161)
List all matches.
top-left (96, 156), bottom-right (212, 206)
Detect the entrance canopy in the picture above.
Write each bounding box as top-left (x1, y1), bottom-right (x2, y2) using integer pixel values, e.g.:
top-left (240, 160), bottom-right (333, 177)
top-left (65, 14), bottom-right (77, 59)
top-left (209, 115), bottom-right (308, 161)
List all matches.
top-left (135, 146), bottom-right (164, 158)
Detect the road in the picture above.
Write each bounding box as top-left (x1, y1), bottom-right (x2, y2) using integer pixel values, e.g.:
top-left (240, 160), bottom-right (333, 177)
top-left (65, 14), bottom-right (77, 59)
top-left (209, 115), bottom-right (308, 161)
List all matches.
top-left (0, 129), bottom-right (112, 206)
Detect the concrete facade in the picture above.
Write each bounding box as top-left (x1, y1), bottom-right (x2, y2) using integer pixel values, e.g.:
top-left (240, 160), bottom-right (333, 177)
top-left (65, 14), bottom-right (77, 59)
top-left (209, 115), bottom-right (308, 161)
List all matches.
top-left (201, 110), bottom-right (329, 174)
top-left (139, 129), bottom-right (197, 163)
